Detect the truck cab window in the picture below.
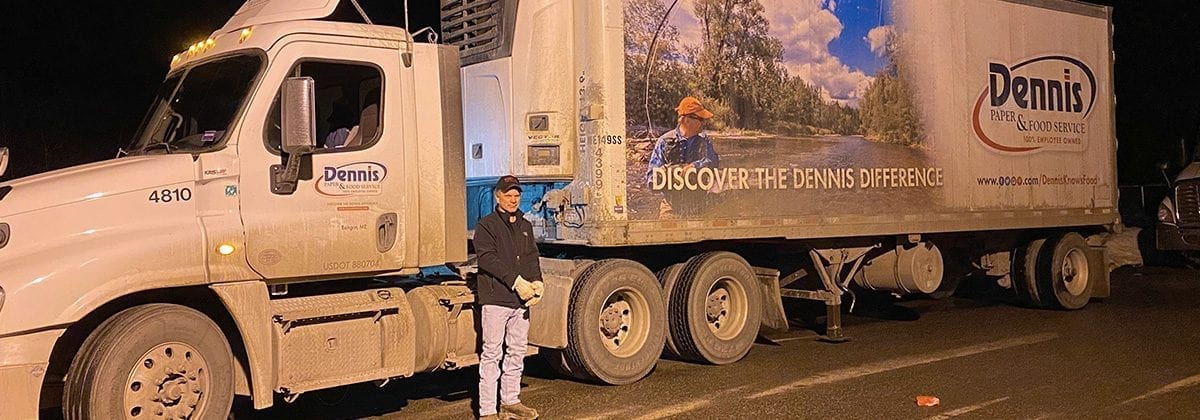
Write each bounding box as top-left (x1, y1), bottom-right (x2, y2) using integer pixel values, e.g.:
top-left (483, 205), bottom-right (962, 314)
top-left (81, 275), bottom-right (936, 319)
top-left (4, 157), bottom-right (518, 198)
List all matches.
top-left (266, 61), bottom-right (383, 152)
top-left (128, 54), bottom-right (262, 154)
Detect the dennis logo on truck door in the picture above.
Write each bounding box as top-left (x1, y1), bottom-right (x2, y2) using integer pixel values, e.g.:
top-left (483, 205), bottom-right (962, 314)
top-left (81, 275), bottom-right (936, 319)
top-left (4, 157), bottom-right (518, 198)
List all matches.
top-left (316, 162), bottom-right (387, 196)
top-left (972, 55), bottom-right (1097, 154)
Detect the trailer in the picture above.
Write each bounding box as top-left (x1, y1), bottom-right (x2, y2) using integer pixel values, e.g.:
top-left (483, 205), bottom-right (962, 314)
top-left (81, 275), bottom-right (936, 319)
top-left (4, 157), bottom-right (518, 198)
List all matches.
top-left (459, 0), bottom-right (1117, 381)
top-left (0, 0), bottom-right (1116, 418)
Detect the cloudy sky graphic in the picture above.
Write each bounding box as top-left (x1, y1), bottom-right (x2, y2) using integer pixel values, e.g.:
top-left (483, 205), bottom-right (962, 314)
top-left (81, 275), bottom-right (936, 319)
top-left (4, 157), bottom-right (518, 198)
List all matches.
top-left (667, 0), bottom-right (891, 107)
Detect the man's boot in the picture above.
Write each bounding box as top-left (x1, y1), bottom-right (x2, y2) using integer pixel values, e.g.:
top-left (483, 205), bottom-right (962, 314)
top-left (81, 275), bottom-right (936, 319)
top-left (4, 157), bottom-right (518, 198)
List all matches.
top-left (500, 402), bottom-right (539, 419)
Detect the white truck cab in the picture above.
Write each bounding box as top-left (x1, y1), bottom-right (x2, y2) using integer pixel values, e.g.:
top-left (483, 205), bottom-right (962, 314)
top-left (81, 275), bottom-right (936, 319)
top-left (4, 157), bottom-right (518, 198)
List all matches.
top-left (0, 1), bottom-right (466, 417)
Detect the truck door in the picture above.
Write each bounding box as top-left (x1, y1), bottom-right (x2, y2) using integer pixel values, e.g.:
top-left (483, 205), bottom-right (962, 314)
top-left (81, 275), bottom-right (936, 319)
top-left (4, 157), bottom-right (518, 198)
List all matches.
top-left (237, 42), bottom-right (408, 279)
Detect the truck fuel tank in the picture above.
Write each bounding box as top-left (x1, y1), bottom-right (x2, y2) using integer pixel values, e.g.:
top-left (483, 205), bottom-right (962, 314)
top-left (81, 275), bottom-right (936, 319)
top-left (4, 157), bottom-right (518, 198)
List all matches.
top-left (407, 284), bottom-right (478, 372)
top-left (857, 242), bottom-right (945, 294)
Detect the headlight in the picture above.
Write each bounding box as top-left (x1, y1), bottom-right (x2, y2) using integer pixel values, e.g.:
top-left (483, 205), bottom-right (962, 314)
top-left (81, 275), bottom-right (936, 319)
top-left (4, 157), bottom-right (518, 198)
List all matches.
top-left (1159, 198), bottom-right (1176, 223)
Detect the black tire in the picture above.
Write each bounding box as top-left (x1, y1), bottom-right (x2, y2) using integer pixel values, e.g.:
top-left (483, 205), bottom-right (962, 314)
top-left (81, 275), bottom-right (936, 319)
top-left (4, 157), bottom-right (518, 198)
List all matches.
top-left (1035, 232), bottom-right (1094, 310)
top-left (669, 252), bottom-right (762, 365)
top-left (64, 304), bottom-right (235, 420)
top-left (655, 263), bottom-right (685, 357)
top-left (542, 260), bottom-right (599, 381)
top-left (1012, 238), bottom-right (1048, 308)
top-left (562, 259), bottom-right (667, 385)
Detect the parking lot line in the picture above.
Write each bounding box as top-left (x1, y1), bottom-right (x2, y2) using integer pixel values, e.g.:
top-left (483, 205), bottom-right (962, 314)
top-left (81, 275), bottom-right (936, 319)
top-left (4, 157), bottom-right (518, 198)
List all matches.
top-left (748, 333), bottom-right (1059, 399)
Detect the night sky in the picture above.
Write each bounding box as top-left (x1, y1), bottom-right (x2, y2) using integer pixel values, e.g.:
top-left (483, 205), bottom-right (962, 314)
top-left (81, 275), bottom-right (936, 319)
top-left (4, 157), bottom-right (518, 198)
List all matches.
top-left (2, 0), bottom-right (1198, 185)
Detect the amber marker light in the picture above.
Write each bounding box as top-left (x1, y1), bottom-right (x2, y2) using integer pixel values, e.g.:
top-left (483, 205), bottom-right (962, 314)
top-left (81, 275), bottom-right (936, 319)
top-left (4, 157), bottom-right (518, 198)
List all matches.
top-left (239, 27), bottom-right (253, 43)
top-left (217, 244), bottom-right (236, 255)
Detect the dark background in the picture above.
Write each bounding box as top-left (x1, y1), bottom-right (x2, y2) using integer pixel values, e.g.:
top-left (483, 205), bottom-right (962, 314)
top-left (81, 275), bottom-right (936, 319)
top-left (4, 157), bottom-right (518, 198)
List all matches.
top-left (2, 0), bottom-right (1198, 185)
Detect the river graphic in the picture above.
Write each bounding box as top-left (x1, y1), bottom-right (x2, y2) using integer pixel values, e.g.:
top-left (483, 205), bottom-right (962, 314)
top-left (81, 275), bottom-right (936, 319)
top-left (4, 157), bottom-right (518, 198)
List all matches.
top-left (626, 135), bottom-right (946, 220)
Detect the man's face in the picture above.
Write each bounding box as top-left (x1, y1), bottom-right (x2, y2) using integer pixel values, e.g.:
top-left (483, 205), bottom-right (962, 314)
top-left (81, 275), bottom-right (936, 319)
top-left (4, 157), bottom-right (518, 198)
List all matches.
top-left (680, 114), bottom-right (705, 137)
top-left (497, 189), bottom-right (521, 213)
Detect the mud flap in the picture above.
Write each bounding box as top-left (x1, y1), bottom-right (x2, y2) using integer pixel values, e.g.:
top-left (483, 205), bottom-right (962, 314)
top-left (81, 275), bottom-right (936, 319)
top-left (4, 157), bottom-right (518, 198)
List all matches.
top-left (1088, 245), bottom-right (1110, 299)
top-left (753, 267), bottom-right (789, 334)
top-left (527, 273), bottom-right (574, 349)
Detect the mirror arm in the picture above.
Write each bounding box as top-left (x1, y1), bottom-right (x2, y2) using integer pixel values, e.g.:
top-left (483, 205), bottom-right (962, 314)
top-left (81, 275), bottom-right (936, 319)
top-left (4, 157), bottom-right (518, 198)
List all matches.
top-left (271, 146), bottom-right (312, 195)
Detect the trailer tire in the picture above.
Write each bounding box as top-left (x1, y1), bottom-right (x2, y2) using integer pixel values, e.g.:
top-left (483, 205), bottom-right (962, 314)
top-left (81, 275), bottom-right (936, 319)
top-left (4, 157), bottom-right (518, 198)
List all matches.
top-left (670, 252), bottom-right (761, 365)
top-left (63, 304), bottom-right (234, 420)
top-left (655, 263), bottom-right (686, 357)
top-left (1036, 232), bottom-right (1094, 310)
top-left (1012, 238), bottom-right (1048, 308)
top-left (563, 259), bottom-right (666, 385)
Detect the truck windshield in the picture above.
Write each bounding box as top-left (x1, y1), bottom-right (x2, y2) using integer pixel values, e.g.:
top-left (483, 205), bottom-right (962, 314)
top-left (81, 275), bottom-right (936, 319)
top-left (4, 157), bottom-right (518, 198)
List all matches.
top-left (128, 54), bottom-right (263, 154)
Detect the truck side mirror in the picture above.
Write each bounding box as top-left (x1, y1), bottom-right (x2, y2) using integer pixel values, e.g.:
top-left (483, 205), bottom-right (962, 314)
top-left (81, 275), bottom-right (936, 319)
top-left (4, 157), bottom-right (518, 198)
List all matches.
top-left (1158, 161), bottom-right (1175, 188)
top-left (0, 147), bottom-right (9, 178)
top-left (282, 77), bottom-right (317, 154)
top-left (272, 77), bottom-right (317, 195)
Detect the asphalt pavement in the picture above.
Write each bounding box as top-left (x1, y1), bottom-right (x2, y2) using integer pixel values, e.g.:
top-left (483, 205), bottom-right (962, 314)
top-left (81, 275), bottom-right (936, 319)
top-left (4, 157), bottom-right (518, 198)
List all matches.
top-left (233, 266), bottom-right (1200, 419)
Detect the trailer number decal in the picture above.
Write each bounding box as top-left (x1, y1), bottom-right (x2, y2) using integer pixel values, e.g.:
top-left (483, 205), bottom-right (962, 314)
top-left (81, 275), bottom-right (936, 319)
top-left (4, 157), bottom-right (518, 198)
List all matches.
top-left (149, 188), bottom-right (192, 203)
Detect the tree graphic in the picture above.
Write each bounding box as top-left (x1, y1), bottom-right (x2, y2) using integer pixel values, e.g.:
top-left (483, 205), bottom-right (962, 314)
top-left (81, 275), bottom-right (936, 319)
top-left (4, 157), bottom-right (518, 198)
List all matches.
top-left (626, 0), bottom-right (865, 137)
top-left (859, 33), bottom-right (924, 145)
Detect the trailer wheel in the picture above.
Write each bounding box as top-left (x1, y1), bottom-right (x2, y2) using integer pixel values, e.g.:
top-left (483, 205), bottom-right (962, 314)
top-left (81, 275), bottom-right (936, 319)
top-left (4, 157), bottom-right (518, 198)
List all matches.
top-left (669, 252), bottom-right (761, 365)
top-left (562, 259), bottom-right (666, 385)
top-left (63, 304), bottom-right (234, 420)
top-left (655, 263), bottom-right (685, 357)
top-left (1036, 232), bottom-right (1094, 310)
top-left (1012, 238), bottom-right (1048, 308)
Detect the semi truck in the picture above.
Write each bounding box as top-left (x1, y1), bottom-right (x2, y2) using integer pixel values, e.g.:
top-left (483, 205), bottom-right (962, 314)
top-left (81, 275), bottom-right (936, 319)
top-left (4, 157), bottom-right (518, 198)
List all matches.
top-left (0, 0), bottom-right (1117, 418)
top-left (1157, 152), bottom-right (1200, 254)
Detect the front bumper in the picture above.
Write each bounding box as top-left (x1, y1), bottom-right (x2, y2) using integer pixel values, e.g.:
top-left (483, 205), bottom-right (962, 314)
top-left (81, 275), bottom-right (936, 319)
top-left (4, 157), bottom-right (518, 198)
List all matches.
top-left (1157, 224), bottom-right (1200, 251)
top-left (0, 329), bottom-right (64, 420)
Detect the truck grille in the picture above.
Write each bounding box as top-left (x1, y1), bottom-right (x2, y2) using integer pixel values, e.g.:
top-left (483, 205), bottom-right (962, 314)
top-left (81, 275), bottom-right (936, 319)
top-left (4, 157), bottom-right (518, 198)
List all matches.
top-left (1177, 179), bottom-right (1200, 226)
top-left (441, 0), bottom-right (505, 62)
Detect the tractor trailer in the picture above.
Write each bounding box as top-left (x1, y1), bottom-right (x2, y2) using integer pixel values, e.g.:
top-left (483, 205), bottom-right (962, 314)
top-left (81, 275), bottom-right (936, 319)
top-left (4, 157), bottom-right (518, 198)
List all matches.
top-left (0, 0), bottom-right (1116, 418)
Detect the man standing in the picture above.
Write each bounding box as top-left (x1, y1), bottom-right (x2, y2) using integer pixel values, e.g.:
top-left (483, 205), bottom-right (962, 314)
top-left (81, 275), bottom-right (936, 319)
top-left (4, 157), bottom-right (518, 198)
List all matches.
top-left (474, 175), bottom-right (543, 420)
top-left (646, 96), bottom-right (721, 217)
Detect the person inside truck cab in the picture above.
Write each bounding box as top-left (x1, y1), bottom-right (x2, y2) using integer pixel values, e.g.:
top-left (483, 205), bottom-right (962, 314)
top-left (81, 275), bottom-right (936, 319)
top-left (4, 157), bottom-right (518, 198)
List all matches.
top-left (265, 62), bottom-right (382, 152)
top-left (322, 100), bottom-right (359, 148)
top-left (646, 96), bottom-right (721, 217)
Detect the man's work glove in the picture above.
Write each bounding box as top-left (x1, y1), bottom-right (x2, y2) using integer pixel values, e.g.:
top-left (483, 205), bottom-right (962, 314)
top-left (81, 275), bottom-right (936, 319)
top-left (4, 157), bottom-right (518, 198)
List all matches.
top-left (513, 275), bottom-right (537, 301)
top-left (524, 281), bottom-right (545, 307)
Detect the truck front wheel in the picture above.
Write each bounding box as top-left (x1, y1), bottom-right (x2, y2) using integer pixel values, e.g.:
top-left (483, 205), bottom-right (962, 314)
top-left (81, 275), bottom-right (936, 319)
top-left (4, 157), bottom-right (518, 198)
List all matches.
top-left (561, 259), bottom-right (666, 385)
top-left (63, 304), bottom-right (235, 420)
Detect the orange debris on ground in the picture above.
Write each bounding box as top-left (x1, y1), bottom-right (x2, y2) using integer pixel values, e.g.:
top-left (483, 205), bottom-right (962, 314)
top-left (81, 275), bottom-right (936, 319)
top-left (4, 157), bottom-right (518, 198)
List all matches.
top-left (916, 396), bottom-right (941, 407)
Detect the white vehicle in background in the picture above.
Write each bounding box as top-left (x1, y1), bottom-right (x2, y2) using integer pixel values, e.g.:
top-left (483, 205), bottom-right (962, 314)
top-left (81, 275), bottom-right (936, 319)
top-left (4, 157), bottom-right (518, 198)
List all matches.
top-left (0, 0), bottom-right (1117, 418)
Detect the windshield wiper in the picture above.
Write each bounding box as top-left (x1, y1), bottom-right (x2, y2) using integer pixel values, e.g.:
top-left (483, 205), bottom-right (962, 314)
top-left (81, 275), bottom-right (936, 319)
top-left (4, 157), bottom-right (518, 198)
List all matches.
top-left (142, 142), bottom-right (176, 153)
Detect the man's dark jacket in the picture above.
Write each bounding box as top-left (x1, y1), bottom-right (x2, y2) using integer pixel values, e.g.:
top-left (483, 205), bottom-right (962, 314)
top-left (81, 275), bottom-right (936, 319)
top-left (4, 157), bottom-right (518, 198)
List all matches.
top-left (475, 207), bottom-right (542, 308)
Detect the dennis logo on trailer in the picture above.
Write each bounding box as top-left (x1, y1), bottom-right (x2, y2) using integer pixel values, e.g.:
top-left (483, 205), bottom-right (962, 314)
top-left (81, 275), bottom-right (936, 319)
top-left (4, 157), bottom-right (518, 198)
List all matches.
top-left (317, 162), bottom-right (387, 196)
top-left (972, 55), bottom-right (1097, 154)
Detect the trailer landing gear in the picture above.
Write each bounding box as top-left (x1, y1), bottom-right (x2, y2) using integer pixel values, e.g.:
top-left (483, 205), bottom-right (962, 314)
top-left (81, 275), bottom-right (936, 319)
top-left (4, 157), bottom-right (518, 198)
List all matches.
top-left (777, 246), bottom-right (878, 343)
